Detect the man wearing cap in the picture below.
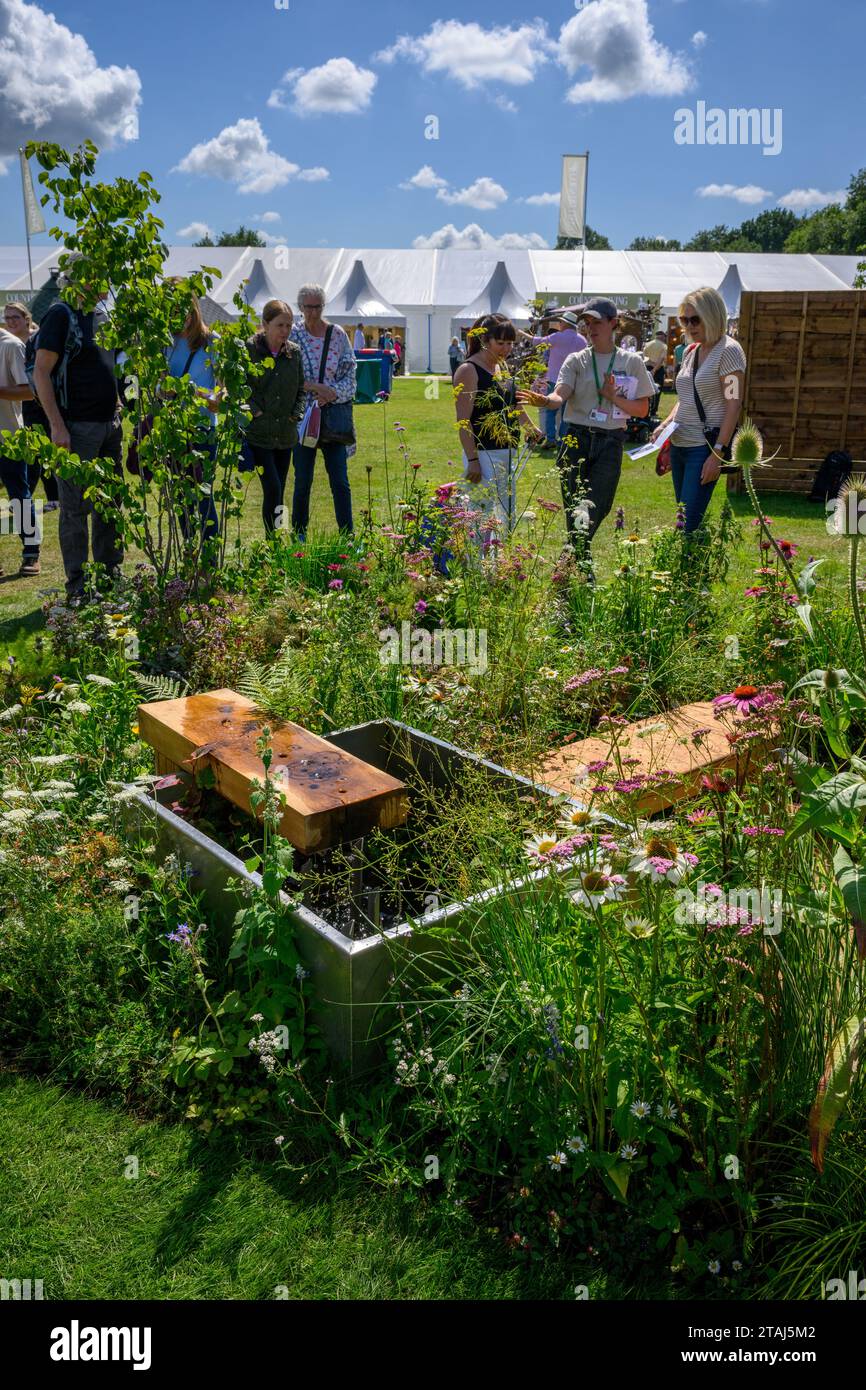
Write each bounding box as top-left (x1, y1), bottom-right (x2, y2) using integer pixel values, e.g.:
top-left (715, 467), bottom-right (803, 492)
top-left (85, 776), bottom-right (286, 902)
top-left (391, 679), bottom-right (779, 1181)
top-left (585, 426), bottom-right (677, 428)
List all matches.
top-left (524, 310), bottom-right (587, 450)
top-left (519, 298), bottom-right (654, 570)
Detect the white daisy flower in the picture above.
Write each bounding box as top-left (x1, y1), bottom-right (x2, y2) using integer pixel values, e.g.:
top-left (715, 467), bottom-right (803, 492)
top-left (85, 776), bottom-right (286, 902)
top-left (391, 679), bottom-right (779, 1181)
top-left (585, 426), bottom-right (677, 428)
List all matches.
top-left (656, 1101), bottom-right (678, 1120)
top-left (630, 1100), bottom-right (652, 1120)
top-left (620, 1143), bottom-right (638, 1160)
top-left (525, 831), bottom-right (561, 859)
top-left (629, 835), bottom-right (696, 885)
top-left (566, 1135), bottom-right (586, 1154)
top-left (732, 1260), bottom-right (743, 1272)
top-left (570, 864), bottom-right (626, 910)
top-left (547, 1151), bottom-right (568, 1172)
top-left (558, 804), bottom-right (605, 832)
top-left (624, 916), bottom-right (657, 939)
top-left (707, 1260), bottom-right (721, 1275)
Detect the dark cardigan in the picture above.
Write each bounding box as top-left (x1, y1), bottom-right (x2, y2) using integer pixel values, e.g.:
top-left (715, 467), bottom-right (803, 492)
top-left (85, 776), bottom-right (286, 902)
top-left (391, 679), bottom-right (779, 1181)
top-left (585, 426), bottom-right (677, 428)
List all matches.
top-left (245, 332), bottom-right (305, 449)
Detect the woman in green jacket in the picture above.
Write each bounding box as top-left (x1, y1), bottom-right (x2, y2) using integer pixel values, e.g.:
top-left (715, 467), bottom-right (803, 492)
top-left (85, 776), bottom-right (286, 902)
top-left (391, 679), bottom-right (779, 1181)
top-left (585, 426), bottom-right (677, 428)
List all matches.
top-left (246, 299), bottom-right (305, 534)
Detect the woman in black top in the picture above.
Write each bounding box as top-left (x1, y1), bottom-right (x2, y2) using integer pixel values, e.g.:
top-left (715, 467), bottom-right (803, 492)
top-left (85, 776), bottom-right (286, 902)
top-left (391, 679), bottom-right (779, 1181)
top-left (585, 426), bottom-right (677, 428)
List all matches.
top-left (453, 313), bottom-right (543, 539)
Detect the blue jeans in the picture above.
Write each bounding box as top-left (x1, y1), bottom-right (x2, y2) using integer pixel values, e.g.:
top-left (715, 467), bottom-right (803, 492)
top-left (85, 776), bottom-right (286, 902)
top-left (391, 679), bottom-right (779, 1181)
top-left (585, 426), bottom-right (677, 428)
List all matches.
top-left (670, 443), bottom-right (717, 533)
top-left (544, 379), bottom-right (564, 444)
top-left (292, 441), bottom-right (353, 537)
top-left (0, 455), bottom-right (40, 562)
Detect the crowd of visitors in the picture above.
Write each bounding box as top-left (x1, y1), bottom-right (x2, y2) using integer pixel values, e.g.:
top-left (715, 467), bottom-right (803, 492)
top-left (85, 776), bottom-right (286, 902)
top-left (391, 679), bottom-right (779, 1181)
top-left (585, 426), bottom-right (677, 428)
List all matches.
top-left (0, 263), bottom-right (744, 599)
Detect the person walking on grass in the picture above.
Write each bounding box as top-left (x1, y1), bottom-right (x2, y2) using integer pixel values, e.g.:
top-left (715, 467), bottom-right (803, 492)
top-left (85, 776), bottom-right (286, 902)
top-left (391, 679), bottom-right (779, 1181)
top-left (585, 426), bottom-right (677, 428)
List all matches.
top-left (651, 286), bottom-right (746, 533)
top-left (290, 283), bottom-right (356, 539)
top-left (3, 301), bottom-right (59, 511)
top-left (245, 299), bottom-right (305, 535)
top-left (518, 298), bottom-right (654, 572)
top-left (454, 312), bottom-right (544, 544)
top-left (0, 320), bottom-right (41, 577)
top-left (32, 255), bottom-right (123, 602)
top-left (164, 294), bottom-right (222, 542)
top-left (448, 336), bottom-right (464, 378)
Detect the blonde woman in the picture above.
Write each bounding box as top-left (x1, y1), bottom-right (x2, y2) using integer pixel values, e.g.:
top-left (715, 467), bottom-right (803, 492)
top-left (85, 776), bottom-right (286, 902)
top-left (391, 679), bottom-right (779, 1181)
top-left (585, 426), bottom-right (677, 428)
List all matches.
top-left (652, 286), bottom-right (746, 532)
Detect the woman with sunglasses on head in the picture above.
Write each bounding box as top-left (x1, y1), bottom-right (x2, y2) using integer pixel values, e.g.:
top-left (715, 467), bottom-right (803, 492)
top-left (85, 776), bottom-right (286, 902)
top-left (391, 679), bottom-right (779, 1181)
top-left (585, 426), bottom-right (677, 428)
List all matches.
top-left (652, 287), bottom-right (746, 532)
top-left (290, 283), bottom-right (356, 539)
top-left (454, 313), bottom-right (544, 542)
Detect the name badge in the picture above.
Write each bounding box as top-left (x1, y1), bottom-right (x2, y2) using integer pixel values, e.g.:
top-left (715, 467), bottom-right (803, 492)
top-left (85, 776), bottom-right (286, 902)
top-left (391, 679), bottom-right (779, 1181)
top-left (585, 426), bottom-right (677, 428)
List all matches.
top-left (589, 408), bottom-right (609, 424)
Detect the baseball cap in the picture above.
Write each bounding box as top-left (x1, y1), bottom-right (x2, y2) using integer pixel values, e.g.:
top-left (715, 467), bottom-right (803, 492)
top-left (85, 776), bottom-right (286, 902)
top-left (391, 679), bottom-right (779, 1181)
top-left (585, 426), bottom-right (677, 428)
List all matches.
top-left (575, 297), bottom-right (618, 321)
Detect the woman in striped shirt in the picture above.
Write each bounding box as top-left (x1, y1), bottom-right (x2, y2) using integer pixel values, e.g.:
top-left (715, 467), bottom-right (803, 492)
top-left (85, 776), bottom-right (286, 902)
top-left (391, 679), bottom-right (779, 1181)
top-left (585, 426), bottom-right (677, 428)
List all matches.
top-left (652, 286), bottom-right (746, 532)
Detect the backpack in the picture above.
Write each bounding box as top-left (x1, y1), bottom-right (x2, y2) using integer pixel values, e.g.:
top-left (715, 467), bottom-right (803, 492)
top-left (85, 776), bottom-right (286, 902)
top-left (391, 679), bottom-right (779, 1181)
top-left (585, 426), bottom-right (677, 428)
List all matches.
top-left (24, 300), bottom-right (84, 413)
top-left (809, 450), bottom-right (852, 503)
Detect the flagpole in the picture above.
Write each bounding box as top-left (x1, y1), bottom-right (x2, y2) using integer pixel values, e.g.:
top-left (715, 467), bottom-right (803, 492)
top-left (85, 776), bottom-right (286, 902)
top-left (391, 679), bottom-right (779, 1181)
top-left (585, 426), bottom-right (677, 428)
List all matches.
top-left (580, 149), bottom-right (590, 295)
top-left (19, 147), bottom-right (34, 290)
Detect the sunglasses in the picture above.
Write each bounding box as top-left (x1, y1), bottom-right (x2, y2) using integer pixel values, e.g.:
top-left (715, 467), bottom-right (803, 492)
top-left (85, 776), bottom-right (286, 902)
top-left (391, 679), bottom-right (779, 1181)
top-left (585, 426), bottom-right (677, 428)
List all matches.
top-left (301, 302), bottom-right (324, 310)
top-left (679, 314), bottom-right (702, 328)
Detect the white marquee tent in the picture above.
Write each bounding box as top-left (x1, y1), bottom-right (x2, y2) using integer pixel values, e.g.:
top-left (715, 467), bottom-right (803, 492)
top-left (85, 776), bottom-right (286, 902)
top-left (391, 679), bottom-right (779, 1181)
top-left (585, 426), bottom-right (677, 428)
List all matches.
top-left (2, 245), bottom-right (859, 374)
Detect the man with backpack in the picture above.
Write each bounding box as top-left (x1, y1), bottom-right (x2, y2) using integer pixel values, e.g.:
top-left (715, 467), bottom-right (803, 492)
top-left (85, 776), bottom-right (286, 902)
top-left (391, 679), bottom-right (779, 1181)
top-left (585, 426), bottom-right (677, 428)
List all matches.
top-left (30, 259), bottom-right (122, 602)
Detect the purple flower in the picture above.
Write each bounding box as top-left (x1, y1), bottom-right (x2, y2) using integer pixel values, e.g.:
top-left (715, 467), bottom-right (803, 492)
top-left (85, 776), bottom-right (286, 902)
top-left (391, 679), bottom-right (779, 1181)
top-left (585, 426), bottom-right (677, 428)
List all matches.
top-left (328, 578), bottom-right (344, 591)
top-left (415, 600), bottom-right (428, 615)
top-left (167, 923), bottom-right (192, 945)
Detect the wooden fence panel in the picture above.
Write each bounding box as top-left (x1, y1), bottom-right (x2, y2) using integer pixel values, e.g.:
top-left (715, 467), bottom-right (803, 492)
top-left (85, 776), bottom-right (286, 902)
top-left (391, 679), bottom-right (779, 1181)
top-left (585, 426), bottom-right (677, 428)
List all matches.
top-left (730, 289), bottom-right (866, 494)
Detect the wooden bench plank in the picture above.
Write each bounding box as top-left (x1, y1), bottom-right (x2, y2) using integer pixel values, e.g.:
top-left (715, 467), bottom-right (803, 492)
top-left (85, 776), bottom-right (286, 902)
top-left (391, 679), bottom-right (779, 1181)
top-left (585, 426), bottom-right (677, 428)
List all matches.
top-left (541, 701), bottom-right (755, 814)
top-left (138, 689), bottom-right (408, 853)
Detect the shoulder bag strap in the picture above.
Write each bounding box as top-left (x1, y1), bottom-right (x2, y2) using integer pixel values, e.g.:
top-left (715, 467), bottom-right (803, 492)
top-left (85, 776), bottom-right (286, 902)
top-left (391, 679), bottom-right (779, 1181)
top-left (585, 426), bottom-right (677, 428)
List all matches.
top-left (690, 345), bottom-right (707, 427)
top-left (318, 324), bottom-right (335, 384)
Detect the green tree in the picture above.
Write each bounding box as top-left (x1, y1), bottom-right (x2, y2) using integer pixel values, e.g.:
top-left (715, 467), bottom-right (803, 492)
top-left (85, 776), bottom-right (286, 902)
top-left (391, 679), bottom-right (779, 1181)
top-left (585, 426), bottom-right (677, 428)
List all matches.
top-left (195, 226), bottom-right (267, 248)
top-left (738, 209), bottom-right (799, 252)
top-left (683, 224), bottom-right (760, 252)
top-left (627, 236), bottom-right (682, 251)
top-left (555, 224), bottom-right (611, 250)
top-left (13, 140), bottom-right (261, 598)
top-left (784, 203), bottom-right (850, 254)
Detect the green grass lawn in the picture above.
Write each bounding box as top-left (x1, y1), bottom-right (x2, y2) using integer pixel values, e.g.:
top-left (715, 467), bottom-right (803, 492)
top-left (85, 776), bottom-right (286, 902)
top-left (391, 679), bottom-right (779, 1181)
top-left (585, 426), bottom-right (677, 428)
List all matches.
top-left (0, 1068), bottom-right (676, 1301)
top-left (0, 377), bottom-right (847, 673)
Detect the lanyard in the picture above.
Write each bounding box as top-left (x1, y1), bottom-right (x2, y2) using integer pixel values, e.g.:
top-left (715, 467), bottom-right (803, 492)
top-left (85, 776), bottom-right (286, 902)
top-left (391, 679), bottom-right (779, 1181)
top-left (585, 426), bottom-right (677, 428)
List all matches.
top-left (591, 348), bottom-right (618, 405)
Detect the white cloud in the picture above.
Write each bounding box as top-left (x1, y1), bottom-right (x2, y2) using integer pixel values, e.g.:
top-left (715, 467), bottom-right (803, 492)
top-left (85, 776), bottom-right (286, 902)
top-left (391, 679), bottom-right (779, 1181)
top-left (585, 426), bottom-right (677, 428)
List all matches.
top-left (295, 166), bottom-right (329, 182)
top-left (258, 210), bottom-right (281, 224)
top-left (269, 58), bottom-right (377, 116)
top-left (692, 31), bottom-right (708, 49)
top-left (177, 221), bottom-right (213, 241)
top-left (0, 0), bottom-right (141, 159)
top-left (172, 118), bottom-right (328, 194)
top-left (559, 0), bottom-right (693, 103)
top-left (521, 191), bottom-right (560, 206)
top-left (778, 187), bottom-right (847, 211)
top-left (400, 164), bottom-right (449, 192)
top-left (697, 183), bottom-right (772, 205)
top-left (413, 222), bottom-right (548, 250)
top-left (437, 176), bottom-right (507, 211)
top-left (376, 19), bottom-right (555, 90)
top-left (494, 95), bottom-right (518, 114)
top-left (0, 156), bottom-right (8, 175)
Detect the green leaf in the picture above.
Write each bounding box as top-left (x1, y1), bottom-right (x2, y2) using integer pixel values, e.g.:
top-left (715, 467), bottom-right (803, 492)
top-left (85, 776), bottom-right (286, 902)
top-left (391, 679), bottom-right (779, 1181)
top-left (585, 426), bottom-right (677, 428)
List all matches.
top-left (810, 1014), bottom-right (866, 1173)
top-left (833, 847), bottom-right (866, 925)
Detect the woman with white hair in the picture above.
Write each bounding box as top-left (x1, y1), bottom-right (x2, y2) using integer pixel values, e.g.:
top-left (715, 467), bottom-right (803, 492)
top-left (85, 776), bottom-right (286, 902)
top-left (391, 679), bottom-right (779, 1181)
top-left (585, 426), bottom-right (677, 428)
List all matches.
top-left (652, 286), bottom-right (746, 532)
top-left (290, 283), bottom-right (356, 538)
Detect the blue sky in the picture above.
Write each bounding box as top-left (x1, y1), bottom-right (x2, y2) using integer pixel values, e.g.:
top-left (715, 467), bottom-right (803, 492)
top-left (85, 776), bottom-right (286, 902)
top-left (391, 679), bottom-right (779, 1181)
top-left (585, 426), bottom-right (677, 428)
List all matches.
top-left (0, 0), bottom-right (862, 251)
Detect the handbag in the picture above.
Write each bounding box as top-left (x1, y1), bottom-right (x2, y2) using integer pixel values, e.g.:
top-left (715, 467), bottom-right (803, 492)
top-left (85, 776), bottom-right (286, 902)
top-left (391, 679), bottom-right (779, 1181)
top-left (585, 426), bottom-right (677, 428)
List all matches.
top-left (655, 438), bottom-right (672, 476)
top-left (690, 345), bottom-right (736, 473)
top-left (316, 324), bottom-right (356, 447)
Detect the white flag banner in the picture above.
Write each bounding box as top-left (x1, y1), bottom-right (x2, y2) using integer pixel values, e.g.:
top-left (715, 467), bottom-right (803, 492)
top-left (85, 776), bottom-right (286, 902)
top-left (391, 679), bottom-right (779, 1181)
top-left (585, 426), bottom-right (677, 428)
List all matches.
top-left (558, 154), bottom-right (588, 242)
top-left (19, 149), bottom-right (46, 236)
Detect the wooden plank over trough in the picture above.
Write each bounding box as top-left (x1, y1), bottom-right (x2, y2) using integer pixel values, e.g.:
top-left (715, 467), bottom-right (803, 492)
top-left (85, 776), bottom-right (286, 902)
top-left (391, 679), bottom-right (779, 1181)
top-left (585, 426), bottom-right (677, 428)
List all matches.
top-left (137, 689), bottom-right (409, 854)
top-left (540, 701), bottom-right (752, 814)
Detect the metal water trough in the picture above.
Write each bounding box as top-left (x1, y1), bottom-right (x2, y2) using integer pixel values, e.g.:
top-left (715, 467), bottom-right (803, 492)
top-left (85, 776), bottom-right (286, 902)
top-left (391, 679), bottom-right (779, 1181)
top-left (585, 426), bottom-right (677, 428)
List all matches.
top-left (122, 719), bottom-right (582, 1074)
